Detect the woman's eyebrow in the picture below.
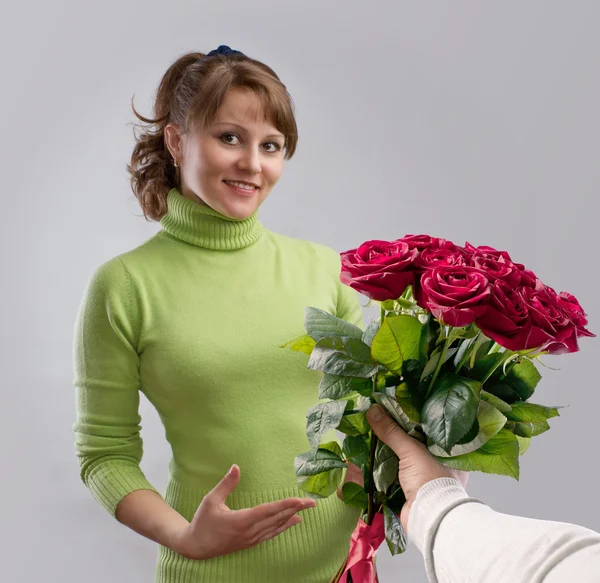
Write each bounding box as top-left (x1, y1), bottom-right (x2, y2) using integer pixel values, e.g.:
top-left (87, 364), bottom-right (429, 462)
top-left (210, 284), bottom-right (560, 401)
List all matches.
top-left (212, 121), bottom-right (284, 140)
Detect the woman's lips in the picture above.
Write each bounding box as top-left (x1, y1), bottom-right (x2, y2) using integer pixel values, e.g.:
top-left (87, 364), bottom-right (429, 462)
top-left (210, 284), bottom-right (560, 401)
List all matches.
top-left (223, 180), bottom-right (259, 197)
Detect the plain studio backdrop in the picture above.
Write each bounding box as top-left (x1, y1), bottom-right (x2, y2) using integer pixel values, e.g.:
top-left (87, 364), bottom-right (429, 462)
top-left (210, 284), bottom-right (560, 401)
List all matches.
top-left (1, 1), bottom-right (598, 582)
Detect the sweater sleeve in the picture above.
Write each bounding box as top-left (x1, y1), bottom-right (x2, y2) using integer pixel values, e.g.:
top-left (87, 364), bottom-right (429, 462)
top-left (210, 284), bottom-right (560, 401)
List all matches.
top-left (309, 242), bottom-right (366, 330)
top-left (336, 275), bottom-right (365, 331)
top-left (408, 478), bottom-right (600, 583)
top-left (72, 257), bottom-right (161, 517)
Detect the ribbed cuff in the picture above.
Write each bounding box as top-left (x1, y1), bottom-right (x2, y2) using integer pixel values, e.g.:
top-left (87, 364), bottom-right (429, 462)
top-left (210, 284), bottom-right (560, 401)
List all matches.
top-left (85, 459), bottom-right (162, 516)
top-left (407, 478), bottom-right (486, 583)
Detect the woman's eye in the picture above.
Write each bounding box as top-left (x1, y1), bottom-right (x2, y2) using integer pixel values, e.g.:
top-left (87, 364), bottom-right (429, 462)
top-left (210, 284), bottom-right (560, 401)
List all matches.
top-left (263, 142), bottom-right (282, 153)
top-left (221, 133), bottom-right (240, 145)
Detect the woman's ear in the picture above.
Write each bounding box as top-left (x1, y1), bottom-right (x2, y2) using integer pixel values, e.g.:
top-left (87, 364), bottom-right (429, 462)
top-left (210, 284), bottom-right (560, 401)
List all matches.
top-left (164, 124), bottom-right (183, 163)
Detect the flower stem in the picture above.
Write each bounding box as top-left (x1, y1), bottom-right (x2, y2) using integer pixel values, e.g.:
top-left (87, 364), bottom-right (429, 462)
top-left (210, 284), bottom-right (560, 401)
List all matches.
top-left (365, 304), bottom-right (386, 526)
top-left (427, 332), bottom-right (451, 396)
top-left (367, 421), bottom-right (378, 526)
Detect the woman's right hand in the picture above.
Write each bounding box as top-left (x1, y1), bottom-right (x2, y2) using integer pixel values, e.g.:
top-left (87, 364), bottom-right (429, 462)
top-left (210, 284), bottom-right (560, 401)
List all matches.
top-left (172, 464), bottom-right (316, 560)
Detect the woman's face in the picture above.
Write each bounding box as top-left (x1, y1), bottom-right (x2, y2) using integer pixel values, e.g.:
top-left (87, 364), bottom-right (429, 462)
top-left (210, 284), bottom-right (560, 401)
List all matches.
top-left (166, 88), bottom-right (286, 220)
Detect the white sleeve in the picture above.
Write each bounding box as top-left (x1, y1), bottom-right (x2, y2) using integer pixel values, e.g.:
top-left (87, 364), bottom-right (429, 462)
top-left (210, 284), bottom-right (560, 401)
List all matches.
top-left (407, 477), bottom-right (600, 583)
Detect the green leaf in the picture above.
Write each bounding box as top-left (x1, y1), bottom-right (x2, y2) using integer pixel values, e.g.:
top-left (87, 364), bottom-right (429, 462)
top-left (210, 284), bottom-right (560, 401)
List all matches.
top-left (385, 487), bottom-right (407, 515)
top-left (516, 436), bottom-right (531, 455)
top-left (456, 419), bottom-right (480, 444)
top-left (342, 482), bottom-right (369, 510)
top-left (318, 374), bottom-right (372, 400)
top-left (297, 467), bottom-right (344, 499)
top-left (402, 359), bottom-right (428, 411)
top-left (503, 359), bottom-right (541, 401)
top-left (528, 420), bottom-right (551, 437)
top-left (280, 334), bottom-right (316, 355)
top-left (384, 505), bottom-right (407, 556)
top-left (295, 442), bottom-right (346, 499)
top-left (435, 430), bottom-right (520, 480)
top-left (371, 315), bottom-right (423, 375)
top-left (342, 434), bottom-right (370, 469)
top-left (295, 442), bottom-right (346, 476)
top-left (381, 299), bottom-right (396, 311)
top-left (395, 384), bottom-right (421, 423)
top-left (362, 319), bottom-right (381, 347)
top-left (480, 390), bottom-right (512, 414)
top-left (308, 336), bottom-right (379, 378)
top-left (420, 347), bottom-right (458, 382)
top-left (483, 381), bottom-right (523, 404)
top-left (428, 400), bottom-right (506, 457)
top-left (469, 353), bottom-right (510, 383)
top-left (373, 441), bottom-right (398, 493)
top-left (504, 421), bottom-right (534, 437)
top-left (453, 335), bottom-right (477, 369)
top-left (448, 325), bottom-right (479, 342)
top-left (422, 373), bottom-right (482, 453)
top-left (506, 402), bottom-right (560, 422)
top-left (305, 401), bottom-right (347, 450)
top-left (419, 318), bottom-right (434, 367)
top-left (372, 393), bottom-right (418, 433)
top-left (337, 411), bottom-right (371, 436)
top-left (304, 307), bottom-right (364, 341)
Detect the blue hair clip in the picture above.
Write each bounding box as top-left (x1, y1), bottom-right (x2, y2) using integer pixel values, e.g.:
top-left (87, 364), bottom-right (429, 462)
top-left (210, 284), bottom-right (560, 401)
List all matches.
top-left (204, 45), bottom-right (245, 58)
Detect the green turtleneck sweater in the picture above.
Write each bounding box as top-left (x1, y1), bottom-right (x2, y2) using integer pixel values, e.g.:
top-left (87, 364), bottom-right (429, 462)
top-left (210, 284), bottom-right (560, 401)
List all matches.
top-left (73, 188), bottom-right (364, 582)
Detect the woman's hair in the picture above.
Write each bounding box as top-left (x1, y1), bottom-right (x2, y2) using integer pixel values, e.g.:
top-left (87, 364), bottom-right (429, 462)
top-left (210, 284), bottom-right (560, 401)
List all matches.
top-left (127, 51), bottom-right (298, 221)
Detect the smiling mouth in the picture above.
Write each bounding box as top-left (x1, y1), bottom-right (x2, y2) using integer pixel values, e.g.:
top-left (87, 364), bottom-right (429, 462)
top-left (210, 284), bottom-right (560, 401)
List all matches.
top-left (223, 180), bottom-right (259, 191)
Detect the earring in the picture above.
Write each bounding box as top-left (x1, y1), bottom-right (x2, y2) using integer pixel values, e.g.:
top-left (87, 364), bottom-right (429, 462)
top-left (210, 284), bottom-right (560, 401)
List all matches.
top-left (173, 158), bottom-right (179, 168)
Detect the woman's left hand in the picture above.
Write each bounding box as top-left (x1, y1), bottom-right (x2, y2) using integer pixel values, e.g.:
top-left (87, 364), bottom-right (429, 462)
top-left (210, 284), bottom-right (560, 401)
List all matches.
top-left (337, 462), bottom-right (364, 501)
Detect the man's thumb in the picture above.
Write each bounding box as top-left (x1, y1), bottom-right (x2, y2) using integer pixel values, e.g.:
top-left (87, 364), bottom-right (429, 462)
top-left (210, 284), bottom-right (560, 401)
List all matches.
top-left (209, 464), bottom-right (240, 503)
top-left (366, 405), bottom-right (411, 456)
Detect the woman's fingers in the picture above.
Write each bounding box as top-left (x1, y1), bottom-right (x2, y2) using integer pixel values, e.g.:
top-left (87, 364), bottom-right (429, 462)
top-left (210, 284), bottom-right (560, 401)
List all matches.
top-left (258, 514), bottom-right (303, 543)
top-left (251, 504), bottom-right (305, 535)
top-left (243, 497), bottom-right (315, 524)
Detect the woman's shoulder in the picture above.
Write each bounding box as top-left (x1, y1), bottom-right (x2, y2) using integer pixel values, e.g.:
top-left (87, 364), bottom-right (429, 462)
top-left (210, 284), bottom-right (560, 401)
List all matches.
top-left (84, 234), bottom-right (164, 290)
top-left (263, 229), bottom-right (340, 265)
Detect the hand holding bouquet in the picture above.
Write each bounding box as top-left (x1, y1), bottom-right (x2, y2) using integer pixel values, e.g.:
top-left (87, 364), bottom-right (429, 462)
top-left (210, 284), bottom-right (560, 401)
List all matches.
top-left (283, 235), bottom-right (594, 583)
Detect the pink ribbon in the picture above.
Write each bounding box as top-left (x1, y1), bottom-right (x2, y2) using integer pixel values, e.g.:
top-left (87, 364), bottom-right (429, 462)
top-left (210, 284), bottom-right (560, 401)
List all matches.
top-left (339, 513), bottom-right (386, 583)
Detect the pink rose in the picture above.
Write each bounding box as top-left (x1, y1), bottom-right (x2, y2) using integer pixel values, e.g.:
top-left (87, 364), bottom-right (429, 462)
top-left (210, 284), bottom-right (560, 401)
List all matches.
top-left (469, 255), bottom-right (522, 288)
top-left (395, 234), bottom-right (455, 253)
top-left (475, 282), bottom-right (545, 351)
top-left (340, 240), bottom-right (417, 301)
top-left (463, 242), bottom-right (537, 288)
top-left (557, 291), bottom-right (595, 339)
top-left (521, 284), bottom-right (579, 354)
top-left (414, 246), bottom-right (467, 272)
top-left (415, 265), bottom-right (491, 327)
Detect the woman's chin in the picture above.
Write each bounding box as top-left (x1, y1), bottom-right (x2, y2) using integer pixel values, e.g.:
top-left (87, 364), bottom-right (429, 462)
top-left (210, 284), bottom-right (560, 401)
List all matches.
top-left (218, 198), bottom-right (263, 221)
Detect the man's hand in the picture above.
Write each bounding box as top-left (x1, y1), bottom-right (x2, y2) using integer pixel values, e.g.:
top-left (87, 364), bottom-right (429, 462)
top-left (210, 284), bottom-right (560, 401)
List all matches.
top-left (366, 405), bottom-right (468, 532)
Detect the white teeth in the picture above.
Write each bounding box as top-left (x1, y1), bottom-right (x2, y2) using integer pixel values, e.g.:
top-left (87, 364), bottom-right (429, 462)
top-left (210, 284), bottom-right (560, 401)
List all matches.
top-left (225, 180), bottom-right (256, 190)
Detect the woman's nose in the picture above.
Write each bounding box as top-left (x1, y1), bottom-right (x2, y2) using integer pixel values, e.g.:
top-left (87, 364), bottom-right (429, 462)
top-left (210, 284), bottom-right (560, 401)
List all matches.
top-left (236, 147), bottom-right (262, 174)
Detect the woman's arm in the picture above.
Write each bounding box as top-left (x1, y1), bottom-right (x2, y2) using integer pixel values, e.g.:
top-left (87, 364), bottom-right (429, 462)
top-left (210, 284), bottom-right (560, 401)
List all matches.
top-left (74, 258), bottom-right (314, 560)
top-left (115, 490), bottom-right (190, 551)
top-left (73, 257), bottom-right (160, 516)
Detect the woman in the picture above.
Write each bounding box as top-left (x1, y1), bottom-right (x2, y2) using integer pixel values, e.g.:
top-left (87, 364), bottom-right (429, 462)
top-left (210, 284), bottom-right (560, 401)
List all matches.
top-left (73, 45), bottom-right (363, 582)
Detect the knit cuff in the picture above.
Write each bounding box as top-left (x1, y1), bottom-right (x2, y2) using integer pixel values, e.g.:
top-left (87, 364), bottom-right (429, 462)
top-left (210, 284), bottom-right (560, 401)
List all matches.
top-left (407, 478), bottom-right (486, 583)
top-left (86, 459), bottom-right (162, 517)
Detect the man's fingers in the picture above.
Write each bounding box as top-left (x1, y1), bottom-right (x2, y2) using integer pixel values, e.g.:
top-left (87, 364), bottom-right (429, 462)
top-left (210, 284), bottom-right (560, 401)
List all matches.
top-left (366, 405), bottom-right (413, 456)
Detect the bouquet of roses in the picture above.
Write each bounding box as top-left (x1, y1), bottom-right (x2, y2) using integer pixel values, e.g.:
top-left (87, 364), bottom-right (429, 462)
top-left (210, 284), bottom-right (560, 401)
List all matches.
top-left (282, 235), bottom-right (594, 583)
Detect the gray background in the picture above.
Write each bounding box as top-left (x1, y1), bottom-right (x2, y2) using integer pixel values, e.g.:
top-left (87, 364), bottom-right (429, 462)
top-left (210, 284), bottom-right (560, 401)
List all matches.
top-left (1, 1), bottom-right (598, 581)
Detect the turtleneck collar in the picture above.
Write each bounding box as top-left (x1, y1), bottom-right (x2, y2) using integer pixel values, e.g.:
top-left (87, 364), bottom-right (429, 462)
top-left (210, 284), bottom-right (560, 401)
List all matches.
top-left (160, 188), bottom-right (264, 251)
